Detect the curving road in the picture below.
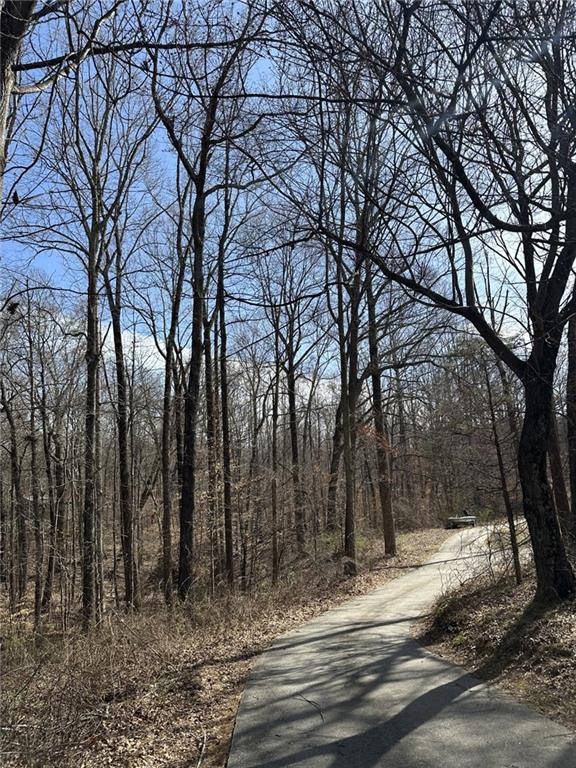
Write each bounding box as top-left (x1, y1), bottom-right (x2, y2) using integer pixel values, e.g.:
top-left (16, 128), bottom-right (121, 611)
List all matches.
top-left (227, 528), bottom-right (576, 768)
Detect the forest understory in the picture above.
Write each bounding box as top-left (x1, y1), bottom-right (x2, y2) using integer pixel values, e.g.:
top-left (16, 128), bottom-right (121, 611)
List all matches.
top-left (2, 528), bottom-right (450, 768)
top-left (4, 0), bottom-right (576, 765)
top-left (418, 566), bottom-right (576, 733)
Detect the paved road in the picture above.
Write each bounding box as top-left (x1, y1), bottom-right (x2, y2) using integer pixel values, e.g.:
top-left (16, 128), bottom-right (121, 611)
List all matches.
top-left (227, 529), bottom-right (576, 768)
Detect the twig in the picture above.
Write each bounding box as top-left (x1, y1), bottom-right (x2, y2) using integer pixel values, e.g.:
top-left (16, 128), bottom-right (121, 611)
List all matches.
top-left (196, 723), bottom-right (207, 768)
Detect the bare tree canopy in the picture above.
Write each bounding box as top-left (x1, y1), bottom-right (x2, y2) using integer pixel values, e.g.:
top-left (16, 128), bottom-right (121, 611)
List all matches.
top-left (2, 2), bottom-right (576, 760)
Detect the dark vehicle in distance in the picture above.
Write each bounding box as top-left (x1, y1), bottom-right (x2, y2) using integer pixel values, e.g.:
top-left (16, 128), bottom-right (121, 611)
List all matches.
top-left (445, 514), bottom-right (476, 529)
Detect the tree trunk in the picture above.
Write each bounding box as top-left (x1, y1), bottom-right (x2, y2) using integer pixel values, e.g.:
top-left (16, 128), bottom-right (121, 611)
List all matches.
top-left (204, 309), bottom-right (218, 593)
top-left (161, 190), bottom-right (189, 605)
top-left (0, 463), bottom-right (6, 585)
top-left (39, 350), bottom-right (55, 612)
top-left (367, 272), bottom-right (396, 555)
top-left (341, 386), bottom-right (356, 575)
top-left (1, 383), bottom-right (27, 603)
top-left (337, 266), bottom-right (357, 576)
top-left (326, 399), bottom-right (343, 532)
top-left (548, 404), bottom-right (571, 537)
top-left (173, 362), bottom-right (184, 489)
top-left (519, 362), bottom-right (575, 601)
top-left (178, 274), bottom-right (203, 600)
top-left (42, 431), bottom-right (64, 610)
top-left (394, 368), bottom-right (410, 500)
top-left (218, 251), bottom-right (234, 588)
top-left (286, 351), bottom-right (305, 551)
top-left (161, 351), bottom-right (174, 604)
top-left (495, 358), bottom-right (521, 452)
top-left (565, 313), bottom-right (576, 553)
top-left (82, 253), bottom-right (99, 625)
top-left (104, 265), bottom-right (136, 610)
top-left (178, 182), bottom-right (206, 599)
top-left (0, 2), bottom-right (36, 201)
top-left (25, 306), bottom-right (43, 629)
top-left (95, 364), bottom-right (104, 620)
top-left (485, 369), bottom-right (522, 585)
top-left (271, 348), bottom-right (280, 583)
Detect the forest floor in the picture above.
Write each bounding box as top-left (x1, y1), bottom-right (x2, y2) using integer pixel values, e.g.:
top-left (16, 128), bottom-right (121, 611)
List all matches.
top-left (417, 568), bottom-right (576, 732)
top-left (1, 527), bottom-right (451, 768)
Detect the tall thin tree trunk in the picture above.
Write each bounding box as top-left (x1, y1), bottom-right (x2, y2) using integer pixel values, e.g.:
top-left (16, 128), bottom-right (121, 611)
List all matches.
top-left (40, 350), bottom-right (56, 611)
top-left (94, 361), bottom-right (103, 622)
top-left (271, 344), bottom-right (280, 583)
top-left (204, 309), bottom-right (218, 593)
top-left (178, 318), bottom-right (203, 599)
top-left (82, 248), bottom-right (99, 626)
top-left (25, 303), bottom-right (43, 629)
top-left (43, 431), bottom-right (64, 610)
top-left (161, 353), bottom-right (175, 604)
top-left (485, 369), bottom-right (522, 585)
top-left (394, 368), bottom-right (409, 500)
top-left (178, 187), bottom-right (206, 599)
top-left (218, 244), bottom-right (234, 588)
top-left (104, 262), bottom-right (135, 610)
top-left (1, 383), bottom-right (27, 603)
top-left (565, 313), bottom-right (576, 553)
top-left (173, 362), bottom-right (184, 490)
top-left (548, 403), bottom-right (570, 536)
top-left (0, 465), bottom-right (6, 586)
top-left (326, 400), bottom-right (343, 532)
top-left (286, 350), bottom-right (305, 551)
top-left (336, 262), bottom-right (356, 575)
top-left (367, 271), bottom-right (396, 555)
top-left (161, 184), bottom-right (189, 605)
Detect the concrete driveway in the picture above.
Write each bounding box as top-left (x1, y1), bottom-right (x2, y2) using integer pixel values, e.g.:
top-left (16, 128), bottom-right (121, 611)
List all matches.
top-left (227, 528), bottom-right (576, 768)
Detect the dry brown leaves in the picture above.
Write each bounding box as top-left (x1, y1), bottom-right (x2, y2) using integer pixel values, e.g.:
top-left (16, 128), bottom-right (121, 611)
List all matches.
top-left (2, 528), bottom-right (451, 768)
top-left (417, 570), bottom-right (576, 731)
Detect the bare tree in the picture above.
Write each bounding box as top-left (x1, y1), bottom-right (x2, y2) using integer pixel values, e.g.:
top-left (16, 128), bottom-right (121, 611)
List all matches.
top-left (150, 1), bottom-right (268, 599)
top-left (285, 0), bottom-right (576, 600)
